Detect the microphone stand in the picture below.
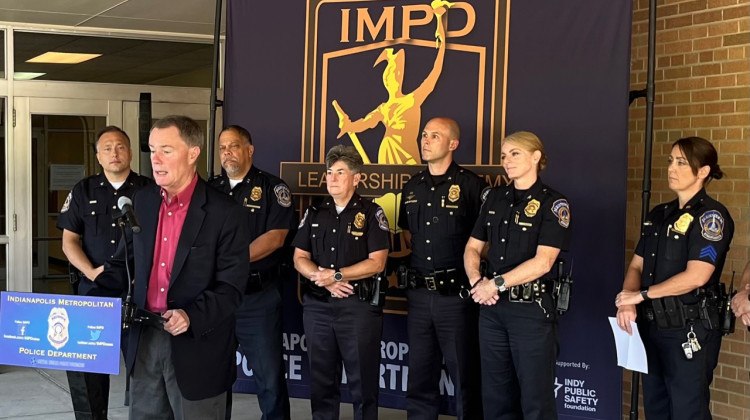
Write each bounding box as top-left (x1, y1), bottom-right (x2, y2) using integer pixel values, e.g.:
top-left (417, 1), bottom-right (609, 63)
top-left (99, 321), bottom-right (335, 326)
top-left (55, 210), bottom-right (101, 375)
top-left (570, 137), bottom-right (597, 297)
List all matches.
top-left (115, 214), bottom-right (165, 329)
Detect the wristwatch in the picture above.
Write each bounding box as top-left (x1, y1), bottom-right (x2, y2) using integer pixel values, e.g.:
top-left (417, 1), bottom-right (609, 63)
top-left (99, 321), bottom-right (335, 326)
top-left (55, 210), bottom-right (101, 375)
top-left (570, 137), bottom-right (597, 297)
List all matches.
top-left (333, 271), bottom-right (344, 282)
top-left (493, 275), bottom-right (507, 293)
top-left (640, 289), bottom-right (651, 301)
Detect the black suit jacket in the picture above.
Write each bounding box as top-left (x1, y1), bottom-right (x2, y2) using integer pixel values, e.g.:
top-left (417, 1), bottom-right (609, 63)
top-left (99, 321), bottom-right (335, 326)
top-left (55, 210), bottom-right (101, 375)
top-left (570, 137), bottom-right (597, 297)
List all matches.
top-left (99, 177), bottom-right (249, 400)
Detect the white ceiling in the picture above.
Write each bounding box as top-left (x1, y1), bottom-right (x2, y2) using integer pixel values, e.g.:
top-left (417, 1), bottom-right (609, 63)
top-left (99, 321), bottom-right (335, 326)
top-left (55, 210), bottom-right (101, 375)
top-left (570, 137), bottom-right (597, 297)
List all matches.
top-left (0, 0), bottom-right (224, 85)
top-left (0, 0), bottom-right (225, 36)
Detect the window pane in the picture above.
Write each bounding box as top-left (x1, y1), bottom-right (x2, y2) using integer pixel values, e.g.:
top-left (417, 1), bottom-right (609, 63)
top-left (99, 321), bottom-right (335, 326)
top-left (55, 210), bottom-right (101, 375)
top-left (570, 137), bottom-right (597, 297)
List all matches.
top-left (32, 114), bottom-right (107, 294)
top-left (0, 98), bottom-right (5, 235)
top-left (14, 32), bottom-right (212, 87)
top-left (0, 244), bottom-right (6, 292)
top-left (0, 30), bottom-right (5, 79)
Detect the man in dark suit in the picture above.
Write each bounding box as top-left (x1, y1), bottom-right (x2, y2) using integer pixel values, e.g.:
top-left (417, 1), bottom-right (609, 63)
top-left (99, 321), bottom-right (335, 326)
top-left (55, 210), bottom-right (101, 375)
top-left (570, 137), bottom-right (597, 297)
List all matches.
top-left (97, 115), bottom-right (249, 419)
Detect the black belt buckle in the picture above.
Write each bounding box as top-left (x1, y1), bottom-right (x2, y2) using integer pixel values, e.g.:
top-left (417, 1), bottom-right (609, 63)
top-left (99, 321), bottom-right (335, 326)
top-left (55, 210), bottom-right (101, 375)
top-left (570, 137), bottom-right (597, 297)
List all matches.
top-left (424, 275), bottom-right (437, 291)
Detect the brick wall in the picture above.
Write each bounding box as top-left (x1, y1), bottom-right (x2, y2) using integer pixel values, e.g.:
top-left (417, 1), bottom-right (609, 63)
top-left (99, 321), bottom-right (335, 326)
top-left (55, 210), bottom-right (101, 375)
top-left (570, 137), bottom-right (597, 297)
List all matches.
top-left (625, 0), bottom-right (750, 418)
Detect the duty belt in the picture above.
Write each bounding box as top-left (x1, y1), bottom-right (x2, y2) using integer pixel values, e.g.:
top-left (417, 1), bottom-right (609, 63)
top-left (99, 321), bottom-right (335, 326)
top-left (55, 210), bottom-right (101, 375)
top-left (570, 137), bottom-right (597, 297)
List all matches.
top-left (505, 278), bottom-right (555, 303)
top-left (303, 278), bottom-right (378, 303)
top-left (641, 297), bottom-right (720, 330)
top-left (408, 268), bottom-right (471, 298)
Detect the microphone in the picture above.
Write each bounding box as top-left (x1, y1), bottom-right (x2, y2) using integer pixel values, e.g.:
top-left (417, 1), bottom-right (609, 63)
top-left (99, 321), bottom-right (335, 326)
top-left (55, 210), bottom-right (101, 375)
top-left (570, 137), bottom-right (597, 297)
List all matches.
top-left (117, 196), bottom-right (142, 234)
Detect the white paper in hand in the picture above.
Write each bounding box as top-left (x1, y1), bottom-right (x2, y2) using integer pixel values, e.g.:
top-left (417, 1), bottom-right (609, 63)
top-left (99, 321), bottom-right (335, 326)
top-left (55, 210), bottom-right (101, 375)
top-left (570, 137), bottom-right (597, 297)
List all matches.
top-left (608, 317), bottom-right (648, 374)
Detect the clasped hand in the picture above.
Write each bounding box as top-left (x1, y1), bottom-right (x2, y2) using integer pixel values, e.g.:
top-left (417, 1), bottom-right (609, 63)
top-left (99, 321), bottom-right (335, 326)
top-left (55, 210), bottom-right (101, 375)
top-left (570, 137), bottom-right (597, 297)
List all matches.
top-left (310, 266), bottom-right (353, 298)
top-left (470, 278), bottom-right (499, 306)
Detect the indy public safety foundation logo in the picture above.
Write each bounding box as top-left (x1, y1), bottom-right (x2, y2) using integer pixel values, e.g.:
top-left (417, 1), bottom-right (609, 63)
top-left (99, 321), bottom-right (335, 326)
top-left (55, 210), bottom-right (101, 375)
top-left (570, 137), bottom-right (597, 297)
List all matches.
top-left (47, 307), bottom-right (70, 350)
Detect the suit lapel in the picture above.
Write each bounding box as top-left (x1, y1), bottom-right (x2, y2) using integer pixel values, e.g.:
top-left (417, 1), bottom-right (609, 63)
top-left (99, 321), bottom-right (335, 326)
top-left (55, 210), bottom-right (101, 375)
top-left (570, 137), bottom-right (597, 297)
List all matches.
top-left (134, 186), bottom-right (161, 306)
top-left (170, 179), bottom-right (207, 287)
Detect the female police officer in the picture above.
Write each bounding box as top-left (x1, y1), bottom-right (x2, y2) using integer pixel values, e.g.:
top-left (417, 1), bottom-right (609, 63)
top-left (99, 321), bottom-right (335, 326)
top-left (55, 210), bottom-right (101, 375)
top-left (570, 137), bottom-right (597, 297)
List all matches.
top-left (292, 145), bottom-right (390, 420)
top-left (616, 136), bottom-right (734, 419)
top-left (464, 131), bottom-right (572, 419)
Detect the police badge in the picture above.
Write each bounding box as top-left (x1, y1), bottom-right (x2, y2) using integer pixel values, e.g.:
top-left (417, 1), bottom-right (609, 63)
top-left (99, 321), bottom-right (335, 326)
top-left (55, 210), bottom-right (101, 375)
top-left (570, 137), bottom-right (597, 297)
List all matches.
top-left (250, 186), bottom-right (262, 201)
top-left (354, 212), bottom-right (366, 229)
top-left (672, 213), bottom-right (694, 235)
top-left (448, 185), bottom-right (461, 202)
top-left (524, 199), bottom-right (540, 217)
top-left (47, 307), bottom-right (70, 350)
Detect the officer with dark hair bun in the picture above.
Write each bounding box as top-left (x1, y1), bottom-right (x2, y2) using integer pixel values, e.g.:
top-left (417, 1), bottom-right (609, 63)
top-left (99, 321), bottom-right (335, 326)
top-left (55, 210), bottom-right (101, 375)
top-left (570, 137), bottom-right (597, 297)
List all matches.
top-left (616, 136), bottom-right (735, 419)
top-left (464, 131), bottom-right (571, 420)
top-left (292, 145), bottom-right (390, 420)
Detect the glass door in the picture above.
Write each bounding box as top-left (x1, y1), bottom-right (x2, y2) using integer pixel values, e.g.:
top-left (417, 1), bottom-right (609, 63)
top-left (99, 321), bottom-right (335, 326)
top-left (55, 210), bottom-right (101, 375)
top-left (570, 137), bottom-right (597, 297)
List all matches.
top-left (11, 97), bottom-right (117, 293)
top-left (0, 97), bottom-right (7, 292)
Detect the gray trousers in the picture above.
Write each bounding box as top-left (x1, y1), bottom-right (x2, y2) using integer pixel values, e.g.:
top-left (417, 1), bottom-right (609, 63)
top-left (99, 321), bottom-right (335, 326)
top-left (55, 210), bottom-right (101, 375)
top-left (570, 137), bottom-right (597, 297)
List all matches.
top-left (129, 326), bottom-right (226, 420)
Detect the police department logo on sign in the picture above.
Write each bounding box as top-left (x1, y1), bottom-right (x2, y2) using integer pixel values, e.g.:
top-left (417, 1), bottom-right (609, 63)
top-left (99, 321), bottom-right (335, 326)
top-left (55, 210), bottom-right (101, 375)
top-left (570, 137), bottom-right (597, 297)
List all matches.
top-left (47, 307), bottom-right (70, 350)
top-left (299, 0), bottom-right (509, 167)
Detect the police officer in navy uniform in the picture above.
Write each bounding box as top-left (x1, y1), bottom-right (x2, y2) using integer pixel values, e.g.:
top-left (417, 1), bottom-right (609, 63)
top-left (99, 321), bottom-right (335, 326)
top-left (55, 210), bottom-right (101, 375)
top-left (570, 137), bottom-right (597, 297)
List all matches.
top-left (292, 145), bottom-right (390, 420)
top-left (56, 126), bottom-right (152, 420)
top-left (208, 125), bottom-right (292, 420)
top-left (398, 117), bottom-right (485, 419)
top-left (616, 136), bottom-right (734, 420)
top-left (465, 131), bottom-right (571, 420)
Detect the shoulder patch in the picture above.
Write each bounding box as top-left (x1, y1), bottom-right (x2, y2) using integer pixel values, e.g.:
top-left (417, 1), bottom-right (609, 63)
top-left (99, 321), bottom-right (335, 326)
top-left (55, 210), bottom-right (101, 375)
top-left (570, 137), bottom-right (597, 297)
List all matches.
top-left (61, 192), bottom-right (73, 213)
top-left (700, 210), bottom-right (724, 241)
top-left (481, 186), bottom-right (491, 203)
top-left (299, 208), bottom-right (309, 229)
top-left (551, 199), bottom-right (570, 228)
top-left (376, 208), bottom-right (390, 231)
top-left (274, 184), bottom-right (292, 208)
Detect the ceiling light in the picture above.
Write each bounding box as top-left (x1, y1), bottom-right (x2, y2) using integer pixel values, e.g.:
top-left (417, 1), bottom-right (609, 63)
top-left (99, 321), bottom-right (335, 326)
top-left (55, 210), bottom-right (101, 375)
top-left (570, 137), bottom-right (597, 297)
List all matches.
top-left (14, 72), bottom-right (46, 80)
top-left (26, 52), bottom-right (101, 64)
